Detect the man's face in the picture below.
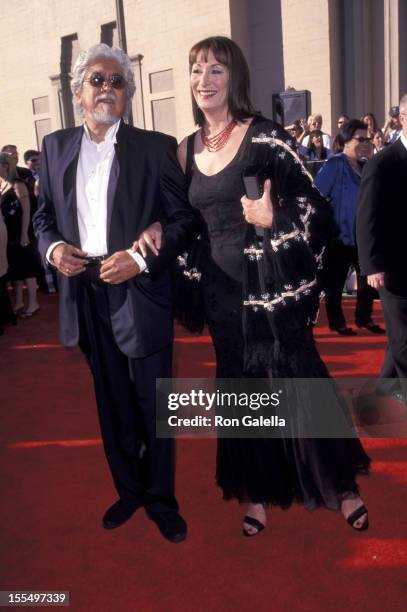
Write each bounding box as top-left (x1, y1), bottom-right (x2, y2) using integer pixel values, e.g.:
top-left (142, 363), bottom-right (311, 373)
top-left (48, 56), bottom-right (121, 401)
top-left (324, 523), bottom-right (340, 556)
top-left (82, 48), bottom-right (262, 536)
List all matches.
top-left (391, 115), bottom-right (402, 130)
top-left (2, 145), bottom-right (18, 164)
top-left (76, 58), bottom-right (128, 125)
top-left (27, 155), bottom-right (40, 173)
top-left (337, 116), bottom-right (347, 129)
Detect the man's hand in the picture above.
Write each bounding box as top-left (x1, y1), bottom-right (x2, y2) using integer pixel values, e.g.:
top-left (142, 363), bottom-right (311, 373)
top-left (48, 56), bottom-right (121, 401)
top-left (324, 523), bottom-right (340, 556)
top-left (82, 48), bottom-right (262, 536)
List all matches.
top-left (241, 178), bottom-right (274, 228)
top-left (51, 243), bottom-right (88, 276)
top-left (100, 251), bottom-right (140, 284)
top-left (131, 221), bottom-right (163, 257)
top-left (367, 272), bottom-right (385, 289)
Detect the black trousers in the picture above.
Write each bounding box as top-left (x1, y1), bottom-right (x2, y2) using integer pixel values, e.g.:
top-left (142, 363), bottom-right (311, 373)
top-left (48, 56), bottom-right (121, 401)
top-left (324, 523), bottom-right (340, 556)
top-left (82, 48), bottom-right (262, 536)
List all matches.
top-left (377, 285), bottom-right (407, 400)
top-left (76, 269), bottom-right (178, 513)
top-left (323, 244), bottom-right (375, 329)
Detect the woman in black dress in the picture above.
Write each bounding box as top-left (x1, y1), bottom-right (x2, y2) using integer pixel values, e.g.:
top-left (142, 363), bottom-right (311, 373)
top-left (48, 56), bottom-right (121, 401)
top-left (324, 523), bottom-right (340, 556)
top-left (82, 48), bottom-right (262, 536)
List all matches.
top-left (0, 153), bottom-right (40, 316)
top-left (140, 37), bottom-right (370, 536)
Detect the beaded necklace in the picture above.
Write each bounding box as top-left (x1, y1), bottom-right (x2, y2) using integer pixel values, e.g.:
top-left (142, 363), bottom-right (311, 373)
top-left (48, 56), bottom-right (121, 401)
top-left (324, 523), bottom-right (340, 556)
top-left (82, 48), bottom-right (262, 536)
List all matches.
top-left (201, 119), bottom-right (237, 152)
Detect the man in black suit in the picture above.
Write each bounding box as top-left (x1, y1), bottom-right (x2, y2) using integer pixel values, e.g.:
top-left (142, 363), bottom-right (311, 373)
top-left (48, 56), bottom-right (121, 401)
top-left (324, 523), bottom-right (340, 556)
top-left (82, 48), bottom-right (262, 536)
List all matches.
top-left (357, 93), bottom-right (407, 404)
top-left (33, 44), bottom-right (198, 542)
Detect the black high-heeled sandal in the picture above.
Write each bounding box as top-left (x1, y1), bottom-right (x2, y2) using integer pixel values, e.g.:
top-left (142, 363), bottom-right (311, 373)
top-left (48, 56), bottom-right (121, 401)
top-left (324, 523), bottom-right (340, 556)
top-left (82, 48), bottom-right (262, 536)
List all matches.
top-left (346, 504), bottom-right (369, 531)
top-left (242, 515), bottom-right (266, 537)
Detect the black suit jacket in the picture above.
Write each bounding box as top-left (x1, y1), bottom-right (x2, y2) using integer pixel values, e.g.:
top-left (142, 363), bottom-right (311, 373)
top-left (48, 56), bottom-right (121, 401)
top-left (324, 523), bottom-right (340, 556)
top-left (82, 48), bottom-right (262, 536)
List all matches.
top-left (356, 138), bottom-right (407, 291)
top-left (33, 121), bottom-right (199, 357)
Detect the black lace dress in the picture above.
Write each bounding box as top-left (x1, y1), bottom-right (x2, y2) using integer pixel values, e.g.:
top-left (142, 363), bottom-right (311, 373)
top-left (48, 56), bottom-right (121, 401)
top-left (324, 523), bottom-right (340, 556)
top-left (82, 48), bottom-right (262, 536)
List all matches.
top-left (1, 180), bottom-right (41, 280)
top-left (185, 118), bottom-right (370, 511)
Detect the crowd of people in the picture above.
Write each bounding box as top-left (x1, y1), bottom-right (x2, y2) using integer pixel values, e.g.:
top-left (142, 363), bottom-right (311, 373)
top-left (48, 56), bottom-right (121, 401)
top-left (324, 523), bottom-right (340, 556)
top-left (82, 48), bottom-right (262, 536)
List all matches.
top-left (2, 36), bottom-right (407, 543)
top-left (286, 106), bottom-right (402, 158)
top-left (285, 104), bottom-right (404, 336)
top-left (0, 146), bottom-right (57, 334)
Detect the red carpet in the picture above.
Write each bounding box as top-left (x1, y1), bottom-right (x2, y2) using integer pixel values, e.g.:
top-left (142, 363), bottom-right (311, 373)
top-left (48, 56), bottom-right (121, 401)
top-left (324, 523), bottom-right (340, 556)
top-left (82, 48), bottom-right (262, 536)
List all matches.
top-left (0, 295), bottom-right (406, 611)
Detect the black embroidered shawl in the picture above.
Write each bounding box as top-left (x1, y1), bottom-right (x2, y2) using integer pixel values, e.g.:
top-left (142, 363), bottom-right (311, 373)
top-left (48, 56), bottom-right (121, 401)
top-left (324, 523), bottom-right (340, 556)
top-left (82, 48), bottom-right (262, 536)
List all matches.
top-left (175, 118), bottom-right (336, 374)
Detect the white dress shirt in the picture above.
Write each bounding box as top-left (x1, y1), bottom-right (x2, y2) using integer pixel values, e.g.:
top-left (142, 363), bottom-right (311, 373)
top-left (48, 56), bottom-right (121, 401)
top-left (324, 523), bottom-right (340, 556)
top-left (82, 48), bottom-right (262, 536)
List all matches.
top-left (47, 120), bottom-right (146, 271)
top-left (76, 121), bottom-right (117, 256)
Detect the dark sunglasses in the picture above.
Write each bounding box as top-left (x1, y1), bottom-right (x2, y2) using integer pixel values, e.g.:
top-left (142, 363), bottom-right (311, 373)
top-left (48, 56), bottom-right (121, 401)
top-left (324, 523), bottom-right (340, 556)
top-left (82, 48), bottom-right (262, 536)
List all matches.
top-left (84, 72), bottom-right (126, 90)
top-left (353, 136), bottom-right (371, 143)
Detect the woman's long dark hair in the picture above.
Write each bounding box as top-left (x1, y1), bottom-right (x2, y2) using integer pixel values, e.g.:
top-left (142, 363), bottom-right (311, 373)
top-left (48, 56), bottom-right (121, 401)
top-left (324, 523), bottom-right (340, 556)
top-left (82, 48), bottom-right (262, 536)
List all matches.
top-left (361, 112), bottom-right (378, 133)
top-left (307, 130), bottom-right (328, 160)
top-left (189, 36), bottom-right (257, 127)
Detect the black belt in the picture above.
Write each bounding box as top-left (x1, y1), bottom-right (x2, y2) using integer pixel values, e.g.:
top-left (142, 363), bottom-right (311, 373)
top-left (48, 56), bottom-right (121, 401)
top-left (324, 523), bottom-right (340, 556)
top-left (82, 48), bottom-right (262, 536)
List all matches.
top-left (85, 255), bottom-right (107, 267)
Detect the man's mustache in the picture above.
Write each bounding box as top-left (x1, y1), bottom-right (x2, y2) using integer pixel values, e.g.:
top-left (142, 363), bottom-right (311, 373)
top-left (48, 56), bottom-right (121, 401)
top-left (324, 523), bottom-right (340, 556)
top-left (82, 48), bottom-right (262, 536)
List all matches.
top-left (95, 93), bottom-right (117, 104)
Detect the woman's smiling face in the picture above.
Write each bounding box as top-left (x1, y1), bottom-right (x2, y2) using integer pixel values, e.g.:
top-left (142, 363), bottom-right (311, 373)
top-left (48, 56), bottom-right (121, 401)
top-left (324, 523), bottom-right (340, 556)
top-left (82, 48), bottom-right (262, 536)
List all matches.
top-left (190, 49), bottom-right (230, 115)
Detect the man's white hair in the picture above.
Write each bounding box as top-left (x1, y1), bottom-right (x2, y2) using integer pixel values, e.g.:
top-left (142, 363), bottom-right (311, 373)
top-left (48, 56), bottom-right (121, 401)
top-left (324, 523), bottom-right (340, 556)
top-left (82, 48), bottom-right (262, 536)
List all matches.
top-left (71, 43), bottom-right (135, 118)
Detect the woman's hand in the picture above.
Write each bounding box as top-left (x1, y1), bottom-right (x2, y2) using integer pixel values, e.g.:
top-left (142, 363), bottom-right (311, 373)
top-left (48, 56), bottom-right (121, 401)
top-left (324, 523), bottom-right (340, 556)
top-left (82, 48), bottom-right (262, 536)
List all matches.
top-left (20, 232), bottom-right (30, 247)
top-left (300, 118), bottom-right (309, 133)
top-left (132, 221), bottom-right (163, 257)
top-left (241, 179), bottom-right (274, 228)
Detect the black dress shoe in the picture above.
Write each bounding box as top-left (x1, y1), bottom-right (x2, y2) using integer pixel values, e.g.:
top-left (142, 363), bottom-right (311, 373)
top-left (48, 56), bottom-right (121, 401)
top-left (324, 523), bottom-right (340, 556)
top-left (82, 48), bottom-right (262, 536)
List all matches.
top-left (146, 509), bottom-right (187, 543)
top-left (102, 499), bottom-right (141, 529)
top-left (356, 322), bottom-right (386, 334)
top-left (329, 326), bottom-right (357, 336)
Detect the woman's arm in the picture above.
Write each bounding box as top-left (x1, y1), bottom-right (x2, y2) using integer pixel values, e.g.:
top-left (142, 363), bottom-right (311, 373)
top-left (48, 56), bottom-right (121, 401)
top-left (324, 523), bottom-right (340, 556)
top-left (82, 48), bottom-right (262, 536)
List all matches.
top-left (14, 181), bottom-right (30, 245)
top-left (297, 118), bottom-right (309, 144)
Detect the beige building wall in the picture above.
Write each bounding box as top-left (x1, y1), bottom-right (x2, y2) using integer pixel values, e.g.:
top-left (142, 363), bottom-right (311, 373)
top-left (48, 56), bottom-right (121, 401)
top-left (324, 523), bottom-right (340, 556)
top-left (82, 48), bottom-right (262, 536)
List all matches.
top-left (279, 0), bottom-right (333, 134)
top-left (231, 0), bottom-right (285, 118)
top-left (124, 0), bottom-right (232, 140)
top-left (0, 0), bottom-right (232, 157)
top-left (0, 0), bottom-right (406, 160)
top-left (0, 0), bottom-right (116, 156)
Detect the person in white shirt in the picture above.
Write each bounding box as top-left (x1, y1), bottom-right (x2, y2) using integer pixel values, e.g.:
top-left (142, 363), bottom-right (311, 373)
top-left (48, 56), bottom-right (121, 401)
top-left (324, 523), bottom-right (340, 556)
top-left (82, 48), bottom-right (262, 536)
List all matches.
top-left (33, 44), bottom-right (199, 543)
top-left (301, 114), bottom-right (332, 150)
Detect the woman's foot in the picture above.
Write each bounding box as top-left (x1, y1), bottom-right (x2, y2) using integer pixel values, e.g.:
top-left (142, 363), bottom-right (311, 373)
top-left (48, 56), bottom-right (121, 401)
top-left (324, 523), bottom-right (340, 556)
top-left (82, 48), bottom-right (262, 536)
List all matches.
top-left (13, 303), bottom-right (25, 315)
top-left (242, 503), bottom-right (267, 537)
top-left (21, 304), bottom-right (39, 318)
top-left (341, 494), bottom-right (369, 531)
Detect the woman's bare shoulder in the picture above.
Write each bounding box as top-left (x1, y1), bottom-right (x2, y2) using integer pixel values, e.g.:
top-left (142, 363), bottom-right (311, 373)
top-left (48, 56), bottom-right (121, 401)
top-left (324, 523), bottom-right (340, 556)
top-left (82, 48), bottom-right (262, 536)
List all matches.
top-left (177, 134), bottom-right (192, 173)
